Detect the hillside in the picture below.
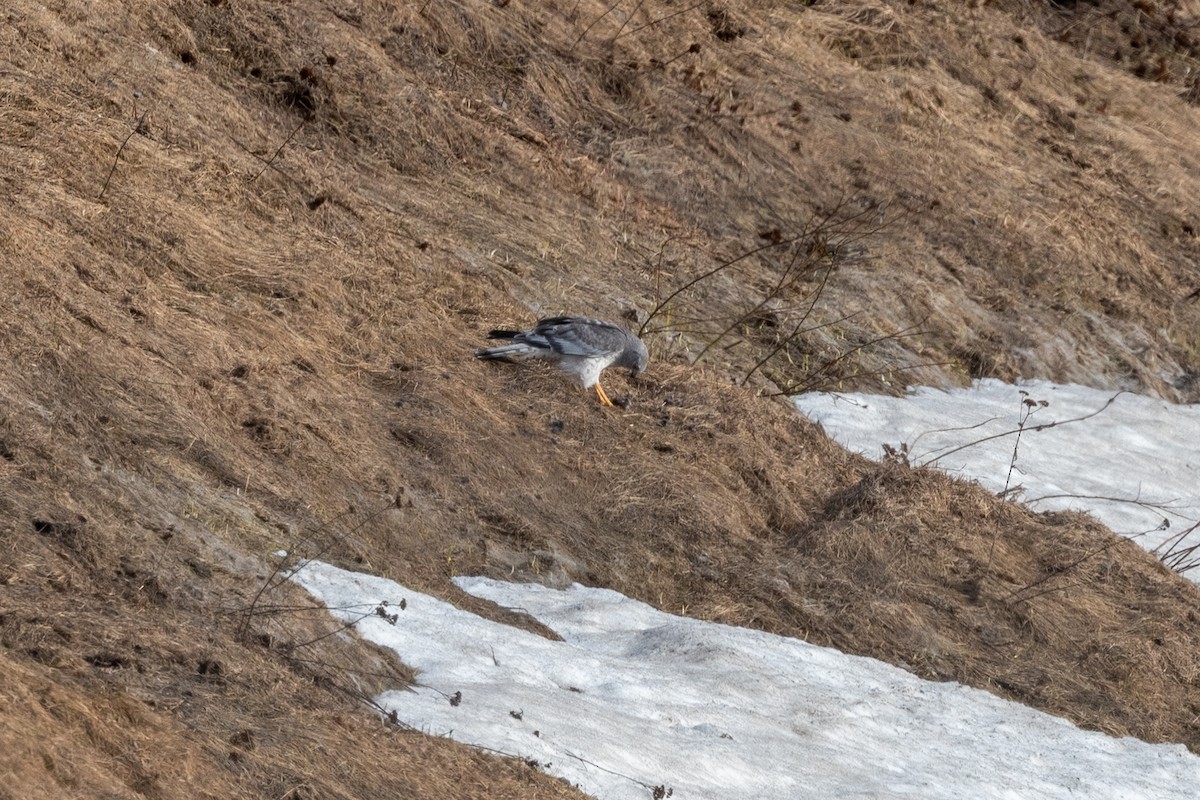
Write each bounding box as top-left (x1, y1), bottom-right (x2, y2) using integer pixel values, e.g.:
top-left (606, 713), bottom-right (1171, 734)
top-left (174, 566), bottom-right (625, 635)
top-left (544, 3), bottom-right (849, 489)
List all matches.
top-left (4, 1), bottom-right (1200, 797)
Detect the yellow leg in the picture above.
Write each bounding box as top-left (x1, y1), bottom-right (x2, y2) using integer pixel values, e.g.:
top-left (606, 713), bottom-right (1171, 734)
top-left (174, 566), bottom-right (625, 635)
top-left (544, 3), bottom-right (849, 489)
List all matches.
top-left (595, 383), bottom-right (614, 407)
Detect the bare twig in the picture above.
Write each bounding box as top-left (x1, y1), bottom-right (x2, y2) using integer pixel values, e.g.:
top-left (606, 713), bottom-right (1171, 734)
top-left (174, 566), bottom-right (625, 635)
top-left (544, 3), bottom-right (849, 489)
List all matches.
top-left (918, 392), bottom-right (1127, 468)
top-left (639, 234), bottom-right (802, 337)
top-left (692, 244), bottom-right (813, 363)
top-left (653, 42), bottom-right (702, 70)
top-left (252, 116), bottom-right (307, 182)
top-left (1003, 393), bottom-right (1048, 496)
top-left (570, 0), bottom-right (627, 53)
top-left (616, 0), bottom-right (708, 40)
top-left (766, 358), bottom-right (957, 397)
top-left (1152, 520), bottom-right (1200, 573)
top-left (237, 499), bottom-right (394, 640)
top-left (563, 749), bottom-right (670, 795)
top-left (99, 110), bottom-right (149, 200)
top-left (982, 393), bottom-right (1048, 577)
top-left (1026, 491), bottom-right (1189, 521)
top-left (1007, 519), bottom-right (1169, 604)
top-left (770, 325), bottom-right (928, 394)
top-left (642, 197), bottom-right (917, 397)
top-left (287, 600), bottom-right (402, 651)
top-left (739, 257), bottom-right (840, 385)
top-left (608, 0), bottom-right (647, 45)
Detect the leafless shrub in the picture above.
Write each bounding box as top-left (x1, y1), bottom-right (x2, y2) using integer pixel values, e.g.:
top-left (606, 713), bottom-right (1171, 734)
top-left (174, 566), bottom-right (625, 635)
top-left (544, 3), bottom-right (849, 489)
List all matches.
top-left (641, 197), bottom-right (929, 395)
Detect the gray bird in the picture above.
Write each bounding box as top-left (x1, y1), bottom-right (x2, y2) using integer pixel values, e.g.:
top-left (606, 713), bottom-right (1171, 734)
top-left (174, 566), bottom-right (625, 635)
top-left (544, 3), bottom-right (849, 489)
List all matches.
top-left (475, 316), bottom-right (649, 406)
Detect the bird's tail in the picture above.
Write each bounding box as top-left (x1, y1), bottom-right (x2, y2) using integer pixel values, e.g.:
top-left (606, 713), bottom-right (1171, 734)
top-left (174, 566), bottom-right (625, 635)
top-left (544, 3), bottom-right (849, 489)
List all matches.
top-left (475, 342), bottom-right (537, 361)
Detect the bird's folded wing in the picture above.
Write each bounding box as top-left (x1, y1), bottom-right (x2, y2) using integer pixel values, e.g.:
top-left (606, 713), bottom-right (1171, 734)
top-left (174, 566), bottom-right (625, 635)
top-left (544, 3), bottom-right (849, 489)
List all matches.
top-left (534, 319), bottom-right (626, 357)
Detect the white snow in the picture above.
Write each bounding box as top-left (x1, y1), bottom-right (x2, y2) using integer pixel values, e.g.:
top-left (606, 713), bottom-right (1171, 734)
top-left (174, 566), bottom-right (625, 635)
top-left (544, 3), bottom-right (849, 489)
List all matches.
top-left (794, 379), bottom-right (1200, 560)
top-left (290, 557), bottom-right (1200, 799)
top-left (283, 378), bottom-right (1200, 799)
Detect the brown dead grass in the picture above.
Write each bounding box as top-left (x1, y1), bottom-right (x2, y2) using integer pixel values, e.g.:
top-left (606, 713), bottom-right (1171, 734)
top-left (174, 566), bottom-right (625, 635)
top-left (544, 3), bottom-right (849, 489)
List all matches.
top-left (4, 0), bottom-right (1200, 796)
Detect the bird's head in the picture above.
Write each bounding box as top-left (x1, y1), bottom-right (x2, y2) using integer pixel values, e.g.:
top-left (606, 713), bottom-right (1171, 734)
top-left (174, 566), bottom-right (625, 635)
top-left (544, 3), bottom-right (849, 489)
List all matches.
top-left (624, 336), bottom-right (649, 377)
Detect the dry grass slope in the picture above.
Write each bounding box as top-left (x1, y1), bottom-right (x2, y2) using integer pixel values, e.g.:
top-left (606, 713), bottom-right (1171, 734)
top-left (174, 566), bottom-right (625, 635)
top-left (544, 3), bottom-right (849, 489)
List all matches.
top-left (4, 0), bottom-right (1200, 796)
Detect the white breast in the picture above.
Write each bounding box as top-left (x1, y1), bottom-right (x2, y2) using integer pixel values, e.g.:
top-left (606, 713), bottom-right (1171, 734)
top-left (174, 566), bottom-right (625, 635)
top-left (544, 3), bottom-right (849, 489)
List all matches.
top-left (559, 353), bottom-right (620, 389)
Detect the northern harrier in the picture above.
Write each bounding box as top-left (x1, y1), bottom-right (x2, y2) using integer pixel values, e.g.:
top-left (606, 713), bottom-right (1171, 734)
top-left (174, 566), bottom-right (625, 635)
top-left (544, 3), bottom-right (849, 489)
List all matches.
top-left (475, 316), bottom-right (648, 406)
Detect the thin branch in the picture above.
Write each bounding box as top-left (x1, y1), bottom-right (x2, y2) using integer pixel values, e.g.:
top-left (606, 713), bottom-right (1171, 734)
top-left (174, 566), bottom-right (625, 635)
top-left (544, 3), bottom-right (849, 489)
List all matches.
top-left (99, 110), bottom-right (149, 200)
top-left (768, 325), bottom-right (928, 393)
top-left (692, 243), bottom-right (812, 363)
top-left (228, 601), bottom-right (391, 619)
top-left (918, 392), bottom-right (1127, 468)
top-left (570, 0), bottom-right (627, 53)
top-left (237, 499), bottom-right (394, 640)
top-left (1151, 521), bottom-right (1200, 572)
top-left (1002, 399), bottom-right (1044, 497)
top-left (904, 415), bottom-right (1004, 456)
top-left (739, 256), bottom-right (840, 385)
top-left (608, 0), bottom-right (646, 45)
top-left (766, 359), bottom-right (957, 397)
top-left (252, 116), bottom-right (307, 182)
top-left (286, 603), bottom-right (398, 651)
top-left (563, 749), bottom-right (667, 794)
top-left (986, 397), bottom-right (1045, 577)
top-left (1007, 519), bottom-right (1168, 604)
top-left (639, 234), bottom-right (802, 336)
top-left (1026, 491), bottom-right (1187, 518)
top-left (616, 0), bottom-right (708, 40)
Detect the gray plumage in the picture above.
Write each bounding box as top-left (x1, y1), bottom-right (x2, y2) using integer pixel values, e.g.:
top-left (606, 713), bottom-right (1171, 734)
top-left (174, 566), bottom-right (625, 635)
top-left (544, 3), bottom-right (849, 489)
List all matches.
top-left (475, 316), bottom-right (648, 406)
